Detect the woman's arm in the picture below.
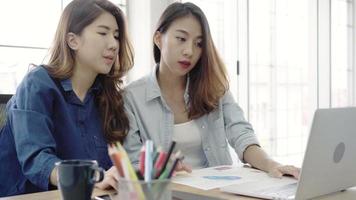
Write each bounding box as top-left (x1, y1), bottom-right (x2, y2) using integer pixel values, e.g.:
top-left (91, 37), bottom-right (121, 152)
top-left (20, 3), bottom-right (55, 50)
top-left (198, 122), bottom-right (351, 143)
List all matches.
top-left (243, 145), bottom-right (280, 172)
top-left (11, 69), bottom-right (61, 190)
top-left (221, 91), bottom-right (300, 179)
top-left (221, 91), bottom-right (260, 161)
top-left (244, 145), bottom-right (300, 179)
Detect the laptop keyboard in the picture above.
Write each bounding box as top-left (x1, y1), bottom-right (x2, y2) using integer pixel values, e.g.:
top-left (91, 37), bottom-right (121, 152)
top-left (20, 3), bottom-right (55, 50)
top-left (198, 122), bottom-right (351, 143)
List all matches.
top-left (258, 182), bottom-right (297, 199)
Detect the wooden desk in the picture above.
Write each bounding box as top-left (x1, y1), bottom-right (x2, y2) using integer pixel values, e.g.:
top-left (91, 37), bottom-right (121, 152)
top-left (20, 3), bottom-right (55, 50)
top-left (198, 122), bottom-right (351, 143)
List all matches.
top-left (0, 188), bottom-right (113, 200)
top-left (1, 184), bottom-right (356, 200)
top-left (173, 184), bottom-right (356, 200)
top-left (172, 183), bottom-right (255, 200)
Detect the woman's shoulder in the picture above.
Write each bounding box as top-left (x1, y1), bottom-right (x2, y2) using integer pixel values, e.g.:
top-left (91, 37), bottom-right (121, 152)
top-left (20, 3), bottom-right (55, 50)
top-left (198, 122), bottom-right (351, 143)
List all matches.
top-left (220, 90), bottom-right (234, 102)
top-left (21, 65), bottom-right (53, 87)
top-left (15, 66), bottom-right (58, 104)
top-left (123, 75), bottom-right (152, 104)
top-left (125, 75), bottom-right (150, 93)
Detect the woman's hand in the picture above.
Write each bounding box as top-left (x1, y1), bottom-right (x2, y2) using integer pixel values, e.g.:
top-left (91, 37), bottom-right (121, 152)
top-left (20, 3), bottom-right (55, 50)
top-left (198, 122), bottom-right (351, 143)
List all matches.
top-left (95, 166), bottom-right (119, 190)
top-left (243, 145), bottom-right (300, 179)
top-left (174, 160), bottom-right (192, 173)
top-left (268, 164), bottom-right (300, 179)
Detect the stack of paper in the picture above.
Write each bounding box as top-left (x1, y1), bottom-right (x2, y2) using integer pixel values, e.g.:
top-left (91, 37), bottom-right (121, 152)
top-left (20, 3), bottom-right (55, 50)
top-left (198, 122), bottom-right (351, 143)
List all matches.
top-left (172, 165), bottom-right (296, 191)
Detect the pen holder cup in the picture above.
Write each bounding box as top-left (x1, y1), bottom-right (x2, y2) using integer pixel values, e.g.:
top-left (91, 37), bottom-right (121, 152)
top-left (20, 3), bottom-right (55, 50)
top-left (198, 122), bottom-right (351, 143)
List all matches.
top-left (116, 178), bottom-right (171, 200)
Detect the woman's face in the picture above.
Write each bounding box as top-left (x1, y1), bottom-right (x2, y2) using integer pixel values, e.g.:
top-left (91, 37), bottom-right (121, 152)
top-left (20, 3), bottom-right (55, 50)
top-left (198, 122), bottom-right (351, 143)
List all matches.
top-left (69, 11), bottom-right (120, 75)
top-left (155, 15), bottom-right (203, 77)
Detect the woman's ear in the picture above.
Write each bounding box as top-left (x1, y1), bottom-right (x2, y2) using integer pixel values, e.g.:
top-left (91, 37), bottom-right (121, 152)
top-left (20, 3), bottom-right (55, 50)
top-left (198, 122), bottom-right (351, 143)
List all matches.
top-left (66, 32), bottom-right (79, 50)
top-left (153, 31), bottom-right (162, 49)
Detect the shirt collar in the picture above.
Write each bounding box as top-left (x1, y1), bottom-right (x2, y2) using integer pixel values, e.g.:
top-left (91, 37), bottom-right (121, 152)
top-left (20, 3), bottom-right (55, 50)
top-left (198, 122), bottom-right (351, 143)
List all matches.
top-left (145, 64), bottom-right (190, 104)
top-left (60, 77), bottom-right (102, 93)
top-left (60, 78), bottom-right (72, 92)
top-left (145, 64), bottom-right (162, 102)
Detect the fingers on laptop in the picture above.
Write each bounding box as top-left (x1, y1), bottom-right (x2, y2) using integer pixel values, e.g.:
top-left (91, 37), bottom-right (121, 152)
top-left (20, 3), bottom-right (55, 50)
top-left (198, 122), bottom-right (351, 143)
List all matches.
top-left (268, 167), bottom-right (284, 178)
top-left (268, 165), bottom-right (300, 179)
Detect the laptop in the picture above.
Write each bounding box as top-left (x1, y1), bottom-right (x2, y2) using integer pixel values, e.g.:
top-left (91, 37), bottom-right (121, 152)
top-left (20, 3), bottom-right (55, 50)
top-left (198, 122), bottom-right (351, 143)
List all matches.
top-left (221, 107), bottom-right (356, 200)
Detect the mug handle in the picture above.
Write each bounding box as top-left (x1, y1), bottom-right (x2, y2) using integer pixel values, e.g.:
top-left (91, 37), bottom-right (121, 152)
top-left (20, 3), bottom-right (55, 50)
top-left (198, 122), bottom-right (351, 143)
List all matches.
top-left (91, 166), bottom-right (105, 184)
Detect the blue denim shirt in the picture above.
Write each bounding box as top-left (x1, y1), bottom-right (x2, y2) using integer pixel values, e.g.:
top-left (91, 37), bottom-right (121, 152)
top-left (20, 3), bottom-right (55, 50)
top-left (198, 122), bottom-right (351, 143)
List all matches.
top-left (0, 66), bottom-right (112, 197)
top-left (123, 67), bottom-right (259, 168)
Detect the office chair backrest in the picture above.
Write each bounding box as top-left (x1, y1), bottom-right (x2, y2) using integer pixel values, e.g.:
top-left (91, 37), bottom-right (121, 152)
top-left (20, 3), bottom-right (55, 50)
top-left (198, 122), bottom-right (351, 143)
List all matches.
top-left (0, 94), bottom-right (12, 129)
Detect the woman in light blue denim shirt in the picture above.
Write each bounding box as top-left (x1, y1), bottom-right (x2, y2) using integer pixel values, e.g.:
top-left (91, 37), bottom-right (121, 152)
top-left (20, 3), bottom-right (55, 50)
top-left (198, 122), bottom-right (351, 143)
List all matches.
top-left (124, 2), bottom-right (299, 178)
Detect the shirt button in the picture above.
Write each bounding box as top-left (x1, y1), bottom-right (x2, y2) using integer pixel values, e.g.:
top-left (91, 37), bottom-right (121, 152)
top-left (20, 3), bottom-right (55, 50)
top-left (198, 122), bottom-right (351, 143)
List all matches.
top-left (201, 125), bottom-right (205, 129)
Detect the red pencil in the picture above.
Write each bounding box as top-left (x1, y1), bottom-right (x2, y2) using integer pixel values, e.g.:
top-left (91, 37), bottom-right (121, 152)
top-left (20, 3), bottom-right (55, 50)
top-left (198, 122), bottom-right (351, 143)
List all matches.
top-left (139, 146), bottom-right (145, 176)
top-left (154, 151), bottom-right (167, 178)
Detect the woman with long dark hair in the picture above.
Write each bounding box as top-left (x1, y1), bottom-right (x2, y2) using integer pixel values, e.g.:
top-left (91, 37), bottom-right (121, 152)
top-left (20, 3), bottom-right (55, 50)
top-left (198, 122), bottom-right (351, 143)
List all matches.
top-left (124, 2), bottom-right (299, 178)
top-left (0, 0), bottom-right (133, 196)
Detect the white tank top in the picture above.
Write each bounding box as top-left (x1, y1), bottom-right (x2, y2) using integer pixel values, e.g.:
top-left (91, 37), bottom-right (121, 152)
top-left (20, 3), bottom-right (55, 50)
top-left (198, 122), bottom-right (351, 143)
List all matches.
top-left (172, 120), bottom-right (207, 169)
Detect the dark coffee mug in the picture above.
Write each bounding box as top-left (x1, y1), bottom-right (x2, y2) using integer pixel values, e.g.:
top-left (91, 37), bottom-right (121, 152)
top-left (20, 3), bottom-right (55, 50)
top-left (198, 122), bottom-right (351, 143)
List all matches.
top-left (56, 160), bottom-right (104, 200)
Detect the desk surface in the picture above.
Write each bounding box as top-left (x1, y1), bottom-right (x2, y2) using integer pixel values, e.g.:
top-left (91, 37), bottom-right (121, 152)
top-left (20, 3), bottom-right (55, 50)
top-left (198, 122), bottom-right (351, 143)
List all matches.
top-left (1, 184), bottom-right (356, 200)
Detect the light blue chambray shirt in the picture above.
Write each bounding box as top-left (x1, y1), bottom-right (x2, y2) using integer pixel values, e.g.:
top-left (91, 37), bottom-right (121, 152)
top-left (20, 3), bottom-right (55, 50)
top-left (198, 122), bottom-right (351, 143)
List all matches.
top-left (123, 66), bottom-right (259, 168)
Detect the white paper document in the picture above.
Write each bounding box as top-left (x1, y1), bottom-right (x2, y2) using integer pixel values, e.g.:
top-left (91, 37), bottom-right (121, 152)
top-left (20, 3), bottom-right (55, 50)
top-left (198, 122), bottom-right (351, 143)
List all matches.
top-left (172, 165), bottom-right (296, 191)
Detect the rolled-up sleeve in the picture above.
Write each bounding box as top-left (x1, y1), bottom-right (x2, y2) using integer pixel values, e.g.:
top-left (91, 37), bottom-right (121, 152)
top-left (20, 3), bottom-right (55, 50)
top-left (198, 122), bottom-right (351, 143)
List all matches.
top-left (222, 91), bottom-right (260, 162)
top-left (10, 74), bottom-right (60, 190)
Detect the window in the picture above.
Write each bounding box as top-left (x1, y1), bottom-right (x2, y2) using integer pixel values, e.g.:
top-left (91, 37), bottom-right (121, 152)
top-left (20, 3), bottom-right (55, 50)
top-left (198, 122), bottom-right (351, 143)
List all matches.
top-left (331, 0), bottom-right (353, 107)
top-left (183, 0), bottom-right (355, 166)
top-left (0, 0), bottom-right (127, 94)
top-left (243, 0), bottom-right (315, 166)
